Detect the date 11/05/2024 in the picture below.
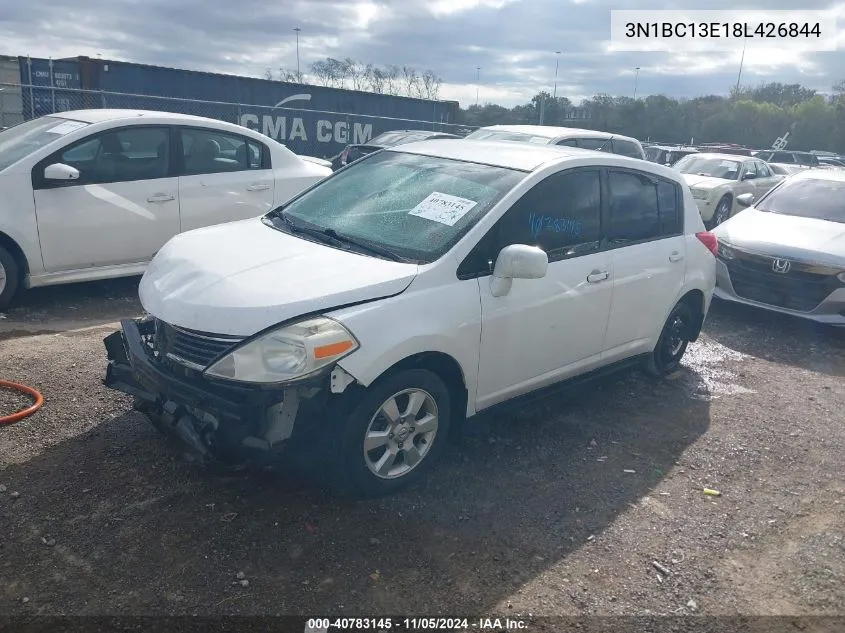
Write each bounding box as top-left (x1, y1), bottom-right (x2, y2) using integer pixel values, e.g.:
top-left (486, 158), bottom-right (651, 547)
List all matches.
top-left (305, 617), bottom-right (530, 631)
top-left (625, 22), bottom-right (822, 39)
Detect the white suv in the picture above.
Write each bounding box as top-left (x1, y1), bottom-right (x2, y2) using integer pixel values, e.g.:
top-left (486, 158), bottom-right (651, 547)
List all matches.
top-left (104, 139), bottom-right (716, 497)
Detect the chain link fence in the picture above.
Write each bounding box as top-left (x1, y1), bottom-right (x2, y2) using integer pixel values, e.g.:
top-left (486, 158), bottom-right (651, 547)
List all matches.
top-left (1, 82), bottom-right (475, 157)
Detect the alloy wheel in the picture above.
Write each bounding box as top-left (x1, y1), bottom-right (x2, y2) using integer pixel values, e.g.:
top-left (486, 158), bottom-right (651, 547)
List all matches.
top-left (363, 388), bottom-right (439, 480)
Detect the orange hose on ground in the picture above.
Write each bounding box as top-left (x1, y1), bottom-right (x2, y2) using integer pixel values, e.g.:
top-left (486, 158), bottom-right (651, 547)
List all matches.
top-left (0, 380), bottom-right (44, 425)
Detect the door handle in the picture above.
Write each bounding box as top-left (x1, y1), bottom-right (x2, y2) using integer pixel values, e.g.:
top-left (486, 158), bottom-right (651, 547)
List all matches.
top-left (587, 270), bottom-right (609, 283)
top-left (247, 183), bottom-right (270, 191)
top-left (146, 193), bottom-right (175, 203)
top-left (669, 251), bottom-right (685, 263)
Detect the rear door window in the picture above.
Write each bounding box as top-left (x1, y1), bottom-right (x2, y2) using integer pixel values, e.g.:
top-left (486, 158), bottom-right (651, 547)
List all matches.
top-left (180, 127), bottom-right (267, 175)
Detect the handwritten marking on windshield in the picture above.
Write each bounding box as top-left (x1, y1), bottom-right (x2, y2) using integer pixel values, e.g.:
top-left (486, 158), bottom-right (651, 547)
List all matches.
top-left (528, 213), bottom-right (583, 239)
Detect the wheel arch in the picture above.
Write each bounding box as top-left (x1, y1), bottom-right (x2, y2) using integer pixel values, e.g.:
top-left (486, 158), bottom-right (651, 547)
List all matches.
top-left (0, 231), bottom-right (29, 279)
top-left (677, 288), bottom-right (706, 342)
top-left (342, 351), bottom-right (470, 435)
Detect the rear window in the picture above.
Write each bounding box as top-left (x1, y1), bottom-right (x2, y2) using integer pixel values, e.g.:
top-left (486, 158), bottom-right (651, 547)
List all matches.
top-left (644, 147), bottom-right (665, 162)
top-left (365, 131), bottom-right (421, 147)
top-left (612, 138), bottom-right (644, 159)
top-left (464, 129), bottom-right (553, 144)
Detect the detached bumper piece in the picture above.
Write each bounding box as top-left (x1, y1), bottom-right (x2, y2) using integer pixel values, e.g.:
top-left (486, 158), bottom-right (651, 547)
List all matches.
top-left (103, 319), bottom-right (330, 468)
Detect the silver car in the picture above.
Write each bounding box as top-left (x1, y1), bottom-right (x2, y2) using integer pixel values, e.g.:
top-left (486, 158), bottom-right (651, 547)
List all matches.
top-left (712, 170), bottom-right (845, 325)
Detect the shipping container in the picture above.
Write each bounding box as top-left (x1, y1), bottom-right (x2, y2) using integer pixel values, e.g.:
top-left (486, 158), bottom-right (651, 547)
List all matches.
top-left (0, 55), bottom-right (24, 128)
top-left (18, 56), bottom-right (83, 119)
top-left (13, 56), bottom-right (460, 158)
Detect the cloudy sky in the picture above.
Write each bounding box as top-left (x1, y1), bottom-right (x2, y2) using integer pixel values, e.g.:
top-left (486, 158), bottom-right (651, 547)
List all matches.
top-left (3, 0), bottom-right (845, 107)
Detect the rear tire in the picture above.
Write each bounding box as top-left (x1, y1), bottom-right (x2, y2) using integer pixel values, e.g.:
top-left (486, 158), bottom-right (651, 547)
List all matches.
top-left (331, 368), bottom-right (452, 497)
top-left (0, 246), bottom-right (20, 310)
top-left (645, 301), bottom-right (696, 377)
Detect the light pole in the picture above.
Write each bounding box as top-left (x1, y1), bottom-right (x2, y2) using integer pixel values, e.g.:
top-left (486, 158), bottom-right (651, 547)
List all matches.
top-left (475, 67), bottom-right (481, 107)
top-left (553, 51), bottom-right (561, 99)
top-left (734, 36), bottom-right (747, 97)
top-left (633, 66), bottom-right (640, 99)
top-left (293, 27), bottom-right (301, 82)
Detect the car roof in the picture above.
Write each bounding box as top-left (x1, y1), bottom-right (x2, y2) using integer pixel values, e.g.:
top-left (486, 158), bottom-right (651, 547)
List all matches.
top-left (51, 109), bottom-right (231, 125)
top-left (475, 124), bottom-right (619, 141)
top-left (389, 138), bottom-right (647, 172)
top-left (649, 145), bottom-right (696, 151)
top-left (687, 152), bottom-right (751, 162)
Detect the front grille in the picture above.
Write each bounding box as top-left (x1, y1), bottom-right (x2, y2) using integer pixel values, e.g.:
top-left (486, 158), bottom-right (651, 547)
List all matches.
top-left (721, 250), bottom-right (840, 312)
top-left (153, 319), bottom-right (243, 369)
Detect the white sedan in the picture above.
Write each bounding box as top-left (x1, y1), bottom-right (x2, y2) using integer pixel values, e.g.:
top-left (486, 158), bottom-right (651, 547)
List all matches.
top-left (0, 109), bottom-right (331, 308)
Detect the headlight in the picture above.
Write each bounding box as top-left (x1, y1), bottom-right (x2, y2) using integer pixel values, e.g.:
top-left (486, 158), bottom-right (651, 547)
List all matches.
top-left (717, 241), bottom-right (735, 260)
top-left (837, 271), bottom-right (845, 283)
top-left (691, 188), bottom-right (710, 200)
top-left (205, 316), bottom-right (359, 383)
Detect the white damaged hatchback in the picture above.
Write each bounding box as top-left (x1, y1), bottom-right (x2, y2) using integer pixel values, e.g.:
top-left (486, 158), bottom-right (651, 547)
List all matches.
top-left (104, 139), bottom-right (717, 496)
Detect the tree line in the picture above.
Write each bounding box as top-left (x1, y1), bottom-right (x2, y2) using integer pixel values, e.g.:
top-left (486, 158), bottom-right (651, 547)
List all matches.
top-left (264, 58), bottom-right (443, 100)
top-left (458, 82), bottom-right (845, 153)
top-left (260, 61), bottom-right (845, 152)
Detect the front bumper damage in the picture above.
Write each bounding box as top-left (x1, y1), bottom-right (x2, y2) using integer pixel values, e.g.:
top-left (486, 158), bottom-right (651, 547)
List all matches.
top-left (103, 318), bottom-right (354, 466)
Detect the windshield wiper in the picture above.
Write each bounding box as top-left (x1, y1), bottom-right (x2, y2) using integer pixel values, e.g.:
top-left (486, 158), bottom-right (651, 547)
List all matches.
top-left (321, 228), bottom-right (409, 262)
top-left (269, 213), bottom-right (409, 262)
top-left (270, 213), bottom-right (345, 247)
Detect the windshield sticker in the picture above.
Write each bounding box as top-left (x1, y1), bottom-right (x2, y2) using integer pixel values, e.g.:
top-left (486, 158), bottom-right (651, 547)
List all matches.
top-left (48, 120), bottom-right (87, 136)
top-left (409, 192), bottom-right (478, 226)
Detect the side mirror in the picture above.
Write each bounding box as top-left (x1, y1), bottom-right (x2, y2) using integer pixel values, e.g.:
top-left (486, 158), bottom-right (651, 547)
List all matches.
top-left (736, 193), bottom-right (755, 207)
top-left (741, 172), bottom-right (756, 181)
top-left (44, 163), bottom-right (80, 181)
top-left (489, 244), bottom-right (548, 297)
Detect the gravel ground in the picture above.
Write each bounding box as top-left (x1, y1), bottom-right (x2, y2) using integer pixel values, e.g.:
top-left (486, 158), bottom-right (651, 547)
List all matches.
top-left (0, 279), bottom-right (844, 620)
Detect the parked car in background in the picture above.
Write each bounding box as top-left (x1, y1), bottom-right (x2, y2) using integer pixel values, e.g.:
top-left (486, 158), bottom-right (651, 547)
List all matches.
top-left (754, 150), bottom-right (820, 167)
top-left (817, 156), bottom-right (845, 168)
top-left (298, 155), bottom-right (333, 169)
top-left (673, 153), bottom-right (783, 228)
top-left (465, 125), bottom-right (646, 159)
top-left (104, 139), bottom-right (716, 496)
top-left (0, 110), bottom-right (331, 308)
top-left (712, 170), bottom-right (845, 325)
top-left (695, 143), bottom-right (753, 157)
top-left (644, 145), bottom-right (698, 166)
top-left (767, 163), bottom-right (806, 176)
top-left (330, 129), bottom-right (461, 170)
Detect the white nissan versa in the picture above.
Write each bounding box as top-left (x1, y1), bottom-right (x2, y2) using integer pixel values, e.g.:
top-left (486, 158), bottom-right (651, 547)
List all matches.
top-left (104, 139), bottom-right (717, 497)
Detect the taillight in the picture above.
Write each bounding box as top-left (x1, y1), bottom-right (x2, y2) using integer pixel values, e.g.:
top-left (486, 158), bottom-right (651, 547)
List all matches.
top-left (695, 231), bottom-right (718, 257)
top-left (340, 148), bottom-right (349, 165)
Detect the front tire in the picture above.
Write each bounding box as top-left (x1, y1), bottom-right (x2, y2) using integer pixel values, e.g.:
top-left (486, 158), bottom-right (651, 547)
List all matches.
top-left (645, 301), bottom-right (695, 377)
top-left (706, 196), bottom-right (732, 229)
top-left (334, 368), bottom-right (452, 497)
top-left (0, 246), bottom-right (20, 310)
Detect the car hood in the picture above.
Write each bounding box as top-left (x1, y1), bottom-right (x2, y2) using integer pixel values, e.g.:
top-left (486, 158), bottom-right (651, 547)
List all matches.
top-left (681, 174), bottom-right (732, 189)
top-left (139, 218), bottom-right (419, 336)
top-left (713, 209), bottom-right (845, 266)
